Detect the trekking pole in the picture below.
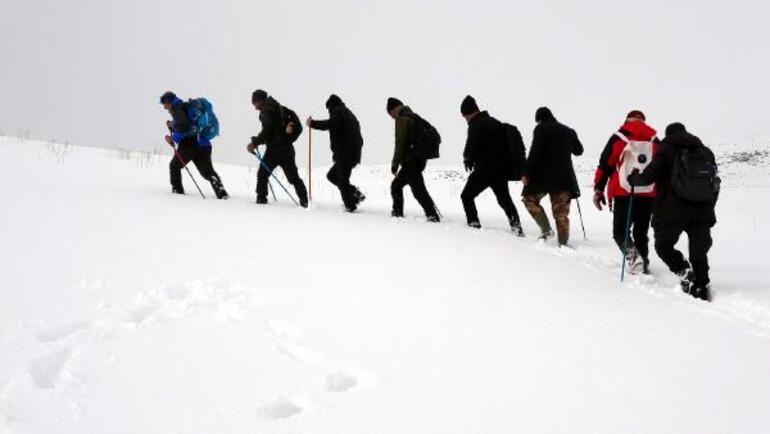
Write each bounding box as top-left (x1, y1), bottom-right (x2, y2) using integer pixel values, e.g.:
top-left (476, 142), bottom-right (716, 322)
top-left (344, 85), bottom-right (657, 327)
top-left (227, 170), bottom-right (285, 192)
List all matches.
top-left (170, 143), bottom-right (205, 199)
top-left (254, 147), bottom-right (277, 202)
top-left (620, 185), bottom-right (635, 282)
top-left (252, 151), bottom-right (301, 207)
top-left (307, 127), bottom-right (313, 203)
top-left (575, 198), bottom-right (587, 240)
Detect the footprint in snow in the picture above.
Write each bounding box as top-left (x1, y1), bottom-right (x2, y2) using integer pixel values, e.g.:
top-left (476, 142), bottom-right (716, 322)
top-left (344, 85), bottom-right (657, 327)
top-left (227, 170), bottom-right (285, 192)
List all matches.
top-left (277, 341), bottom-right (325, 364)
top-left (36, 321), bottom-right (91, 343)
top-left (324, 369), bottom-right (379, 392)
top-left (28, 347), bottom-right (74, 389)
top-left (257, 394), bottom-right (309, 420)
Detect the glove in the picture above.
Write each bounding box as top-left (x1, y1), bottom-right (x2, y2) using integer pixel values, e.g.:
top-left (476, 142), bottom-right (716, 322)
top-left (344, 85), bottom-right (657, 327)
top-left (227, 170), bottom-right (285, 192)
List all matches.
top-left (306, 117), bottom-right (313, 127)
top-left (286, 122), bottom-right (295, 136)
top-left (391, 162), bottom-right (399, 175)
top-left (464, 160), bottom-right (473, 172)
top-left (627, 168), bottom-right (640, 187)
top-left (166, 120), bottom-right (173, 132)
top-left (164, 135), bottom-right (173, 146)
top-left (593, 189), bottom-right (607, 211)
top-left (247, 143), bottom-right (256, 155)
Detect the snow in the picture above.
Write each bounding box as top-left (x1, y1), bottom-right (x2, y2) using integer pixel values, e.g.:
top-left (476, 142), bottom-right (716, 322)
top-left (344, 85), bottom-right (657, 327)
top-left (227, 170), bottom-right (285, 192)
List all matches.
top-left (1, 136), bottom-right (770, 434)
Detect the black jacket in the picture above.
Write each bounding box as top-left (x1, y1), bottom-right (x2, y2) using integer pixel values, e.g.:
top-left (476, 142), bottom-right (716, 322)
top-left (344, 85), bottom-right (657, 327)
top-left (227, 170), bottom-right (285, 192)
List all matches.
top-left (251, 97), bottom-right (292, 147)
top-left (310, 104), bottom-right (363, 165)
top-left (630, 132), bottom-right (717, 227)
top-left (523, 116), bottom-right (583, 196)
top-left (463, 111), bottom-right (508, 173)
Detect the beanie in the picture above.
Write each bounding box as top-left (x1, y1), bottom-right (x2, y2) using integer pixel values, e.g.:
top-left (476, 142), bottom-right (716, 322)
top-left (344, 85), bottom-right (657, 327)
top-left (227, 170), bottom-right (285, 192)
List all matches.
top-left (626, 110), bottom-right (646, 121)
top-left (251, 89), bottom-right (268, 103)
top-left (386, 97), bottom-right (403, 113)
top-left (159, 91), bottom-right (177, 104)
top-left (535, 107), bottom-right (554, 123)
top-left (460, 95), bottom-right (479, 116)
top-left (665, 122), bottom-right (687, 137)
top-left (326, 94), bottom-right (343, 109)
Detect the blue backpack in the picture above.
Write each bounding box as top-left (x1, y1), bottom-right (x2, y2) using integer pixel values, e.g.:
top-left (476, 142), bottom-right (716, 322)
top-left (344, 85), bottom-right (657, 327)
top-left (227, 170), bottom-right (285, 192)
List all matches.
top-left (187, 98), bottom-right (220, 141)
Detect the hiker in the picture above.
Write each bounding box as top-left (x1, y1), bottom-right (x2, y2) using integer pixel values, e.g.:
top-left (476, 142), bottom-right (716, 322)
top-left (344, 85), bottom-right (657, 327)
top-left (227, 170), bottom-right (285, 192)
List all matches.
top-left (306, 94), bottom-right (365, 212)
top-left (593, 110), bottom-right (659, 273)
top-left (460, 95), bottom-right (523, 235)
top-left (160, 91), bottom-right (228, 199)
top-left (247, 90), bottom-right (308, 207)
top-left (522, 107), bottom-right (583, 246)
top-left (629, 123), bottom-right (720, 301)
top-left (386, 97), bottom-right (440, 222)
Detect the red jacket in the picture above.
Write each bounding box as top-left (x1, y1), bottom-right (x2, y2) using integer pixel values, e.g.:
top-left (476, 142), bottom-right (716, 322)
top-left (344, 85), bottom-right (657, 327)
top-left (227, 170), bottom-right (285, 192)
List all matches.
top-left (593, 121), bottom-right (659, 200)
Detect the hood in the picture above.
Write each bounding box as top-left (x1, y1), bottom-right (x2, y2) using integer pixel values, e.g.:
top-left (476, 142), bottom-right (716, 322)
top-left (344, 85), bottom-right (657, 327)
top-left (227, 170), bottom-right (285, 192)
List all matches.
top-left (663, 131), bottom-right (703, 149)
top-left (619, 121), bottom-right (657, 140)
top-left (469, 111), bottom-right (490, 124)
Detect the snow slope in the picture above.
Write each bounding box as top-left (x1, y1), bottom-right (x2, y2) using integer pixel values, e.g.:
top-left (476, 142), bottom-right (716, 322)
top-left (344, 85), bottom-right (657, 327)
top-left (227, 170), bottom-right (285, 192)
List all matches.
top-left (1, 137), bottom-right (770, 434)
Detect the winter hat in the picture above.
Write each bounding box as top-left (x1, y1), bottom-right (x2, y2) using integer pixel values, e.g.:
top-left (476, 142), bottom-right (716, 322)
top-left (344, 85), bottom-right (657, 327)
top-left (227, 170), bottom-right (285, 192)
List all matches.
top-left (460, 95), bottom-right (479, 116)
top-left (626, 110), bottom-right (646, 121)
top-left (326, 94), bottom-right (343, 109)
top-left (159, 91), bottom-right (177, 104)
top-left (535, 106), bottom-right (554, 123)
top-left (251, 89), bottom-right (268, 103)
top-left (386, 97), bottom-right (403, 113)
top-left (665, 122), bottom-right (687, 137)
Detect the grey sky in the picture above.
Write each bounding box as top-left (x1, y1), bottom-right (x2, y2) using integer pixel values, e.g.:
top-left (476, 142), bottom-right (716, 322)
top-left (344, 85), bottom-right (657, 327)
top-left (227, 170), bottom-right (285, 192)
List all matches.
top-left (1, 0), bottom-right (768, 167)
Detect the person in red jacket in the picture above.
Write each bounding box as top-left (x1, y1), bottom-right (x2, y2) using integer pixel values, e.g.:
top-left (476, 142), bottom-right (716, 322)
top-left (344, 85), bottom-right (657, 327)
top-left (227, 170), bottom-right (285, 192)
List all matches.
top-left (593, 110), bottom-right (659, 274)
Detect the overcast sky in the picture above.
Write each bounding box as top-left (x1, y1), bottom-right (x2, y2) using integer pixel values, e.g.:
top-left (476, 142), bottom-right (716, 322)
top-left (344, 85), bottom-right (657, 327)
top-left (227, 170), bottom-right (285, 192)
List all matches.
top-left (1, 0), bottom-right (768, 167)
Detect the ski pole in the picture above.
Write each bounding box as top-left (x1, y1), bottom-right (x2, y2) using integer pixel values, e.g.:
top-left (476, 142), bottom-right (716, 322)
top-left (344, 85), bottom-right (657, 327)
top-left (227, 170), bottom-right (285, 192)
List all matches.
top-left (620, 185), bottom-right (635, 282)
top-left (575, 198), bottom-right (587, 240)
top-left (252, 151), bottom-right (301, 207)
top-left (170, 143), bottom-right (205, 199)
top-left (254, 147), bottom-right (277, 202)
top-left (308, 126), bottom-right (313, 204)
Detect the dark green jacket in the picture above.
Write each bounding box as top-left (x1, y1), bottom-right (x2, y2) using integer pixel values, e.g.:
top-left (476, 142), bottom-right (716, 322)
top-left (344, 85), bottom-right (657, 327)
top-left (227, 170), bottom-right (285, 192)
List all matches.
top-left (392, 106), bottom-right (419, 167)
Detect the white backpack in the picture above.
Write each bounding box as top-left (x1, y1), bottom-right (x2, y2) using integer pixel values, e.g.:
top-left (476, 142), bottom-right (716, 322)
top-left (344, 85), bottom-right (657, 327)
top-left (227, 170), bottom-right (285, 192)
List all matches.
top-left (616, 131), bottom-right (655, 194)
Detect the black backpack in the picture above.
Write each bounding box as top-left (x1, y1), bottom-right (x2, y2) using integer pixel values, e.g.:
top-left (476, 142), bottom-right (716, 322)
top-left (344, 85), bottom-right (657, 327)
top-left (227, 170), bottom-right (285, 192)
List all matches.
top-left (671, 146), bottom-right (720, 203)
top-left (501, 123), bottom-right (527, 181)
top-left (405, 113), bottom-right (441, 160)
top-left (280, 105), bottom-right (303, 144)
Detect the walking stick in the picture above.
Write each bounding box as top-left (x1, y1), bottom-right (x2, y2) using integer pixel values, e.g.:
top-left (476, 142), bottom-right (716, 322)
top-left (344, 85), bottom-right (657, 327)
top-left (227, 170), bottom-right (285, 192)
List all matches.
top-left (169, 143), bottom-right (205, 199)
top-left (308, 126), bottom-right (313, 204)
top-left (620, 185), bottom-right (635, 282)
top-left (252, 151), bottom-right (301, 207)
top-left (255, 147), bottom-right (277, 202)
top-left (575, 198), bottom-right (587, 240)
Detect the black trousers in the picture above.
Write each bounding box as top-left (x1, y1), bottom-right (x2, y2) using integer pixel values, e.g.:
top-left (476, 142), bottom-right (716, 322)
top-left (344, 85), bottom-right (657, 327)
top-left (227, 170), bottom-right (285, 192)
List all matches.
top-left (461, 170), bottom-right (520, 224)
top-left (256, 146), bottom-right (308, 203)
top-left (327, 160), bottom-right (361, 209)
top-left (169, 139), bottom-right (224, 193)
top-left (612, 196), bottom-right (654, 258)
top-left (391, 159), bottom-right (437, 217)
top-left (654, 219), bottom-right (713, 287)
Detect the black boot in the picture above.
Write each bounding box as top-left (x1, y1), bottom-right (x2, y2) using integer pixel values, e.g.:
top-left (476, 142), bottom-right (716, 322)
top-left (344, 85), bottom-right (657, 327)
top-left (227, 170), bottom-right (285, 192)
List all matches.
top-left (468, 221), bottom-right (481, 229)
top-left (172, 187), bottom-right (185, 195)
top-left (509, 217), bottom-right (524, 237)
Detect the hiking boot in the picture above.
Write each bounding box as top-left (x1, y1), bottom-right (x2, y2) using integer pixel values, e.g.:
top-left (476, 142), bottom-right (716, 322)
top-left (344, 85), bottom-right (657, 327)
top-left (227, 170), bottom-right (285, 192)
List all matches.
top-left (427, 214), bottom-right (440, 223)
top-left (538, 229), bottom-right (554, 241)
top-left (468, 221), bottom-right (481, 229)
top-left (354, 190), bottom-right (366, 205)
top-left (300, 198), bottom-right (309, 208)
top-left (690, 284), bottom-right (712, 302)
top-left (641, 256), bottom-right (650, 274)
top-left (509, 218), bottom-right (524, 237)
top-left (215, 188), bottom-right (229, 200)
top-left (677, 263), bottom-right (695, 295)
top-left (256, 196), bottom-right (268, 204)
top-left (172, 187), bottom-right (185, 195)
top-left (391, 210), bottom-right (403, 218)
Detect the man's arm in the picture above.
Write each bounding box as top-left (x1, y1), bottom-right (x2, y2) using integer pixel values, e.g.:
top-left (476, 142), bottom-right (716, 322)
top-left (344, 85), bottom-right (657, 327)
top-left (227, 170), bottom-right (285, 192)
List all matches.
top-left (630, 144), bottom-right (669, 186)
top-left (462, 122), bottom-right (480, 170)
top-left (251, 111), bottom-right (276, 146)
top-left (571, 128), bottom-right (584, 156)
top-left (392, 116), bottom-right (411, 171)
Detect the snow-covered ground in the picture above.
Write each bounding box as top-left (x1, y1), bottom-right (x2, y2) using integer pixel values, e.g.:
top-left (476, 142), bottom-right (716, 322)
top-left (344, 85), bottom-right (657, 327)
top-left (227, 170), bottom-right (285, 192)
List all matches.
top-left (1, 137), bottom-right (769, 434)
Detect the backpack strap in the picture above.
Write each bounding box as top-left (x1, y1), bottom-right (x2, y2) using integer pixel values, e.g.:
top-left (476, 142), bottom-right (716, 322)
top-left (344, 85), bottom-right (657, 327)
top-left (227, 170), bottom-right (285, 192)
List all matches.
top-left (614, 131), bottom-right (630, 143)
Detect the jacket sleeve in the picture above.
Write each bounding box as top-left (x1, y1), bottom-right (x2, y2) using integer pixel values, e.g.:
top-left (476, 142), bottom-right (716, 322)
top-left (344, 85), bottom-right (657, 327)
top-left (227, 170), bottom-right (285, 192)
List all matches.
top-left (310, 107), bottom-right (342, 132)
top-left (571, 128), bottom-right (584, 156)
top-left (593, 135), bottom-right (618, 191)
top-left (631, 143), bottom-right (669, 187)
top-left (525, 126), bottom-right (543, 176)
top-left (251, 111), bottom-right (275, 146)
top-left (170, 105), bottom-right (196, 143)
top-left (462, 122), bottom-right (480, 165)
top-left (392, 116), bottom-right (411, 166)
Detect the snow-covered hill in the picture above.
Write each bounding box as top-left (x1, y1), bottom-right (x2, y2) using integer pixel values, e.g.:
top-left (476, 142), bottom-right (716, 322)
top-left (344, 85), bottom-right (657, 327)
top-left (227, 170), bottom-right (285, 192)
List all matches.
top-left (1, 137), bottom-right (769, 434)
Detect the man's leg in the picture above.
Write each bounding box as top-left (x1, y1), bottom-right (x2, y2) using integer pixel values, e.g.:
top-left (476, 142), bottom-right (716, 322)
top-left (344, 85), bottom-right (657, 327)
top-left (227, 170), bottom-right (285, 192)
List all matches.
top-left (278, 151), bottom-right (308, 207)
top-left (654, 221), bottom-right (689, 275)
top-left (390, 167), bottom-right (410, 217)
top-left (612, 196), bottom-right (631, 252)
top-left (328, 161), bottom-right (356, 210)
top-left (406, 160), bottom-right (438, 219)
top-left (490, 177), bottom-right (520, 223)
top-left (686, 220), bottom-right (713, 288)
top-left (168, 140), bottom-right (196, 193)
top-left (523, 193), bottom-right (552, 236)
top-left (550, 191), bottom-right (572, 246)
top-left (192, 147), bottom-right (228, 198)
top-left (256, 149), bottom-right (278, 203)
top-left (632, 197), bottom-right (654, 260)
top-left (460, 171), bottom-right (489, 226)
